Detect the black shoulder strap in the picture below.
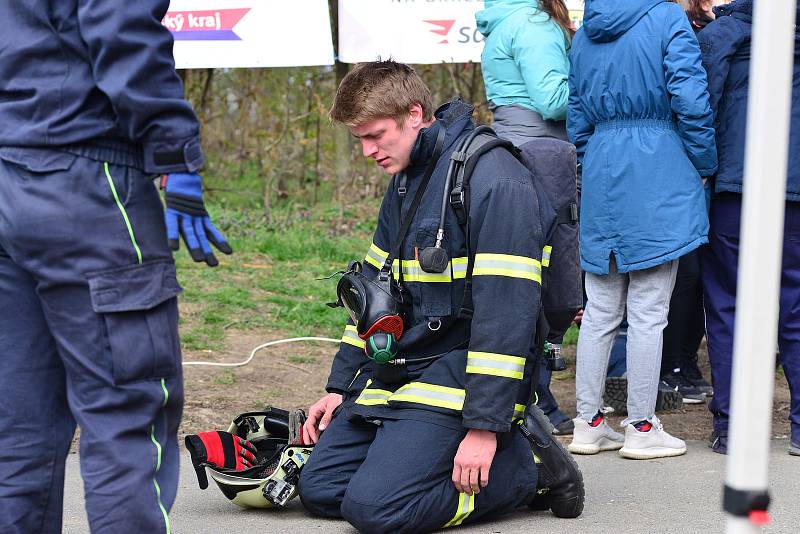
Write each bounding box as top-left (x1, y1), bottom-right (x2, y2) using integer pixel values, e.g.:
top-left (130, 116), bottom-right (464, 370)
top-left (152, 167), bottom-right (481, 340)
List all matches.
top-left (445, 126), bottom-right (518, 318)
top-left (381, 125), bottom-right (446, 280)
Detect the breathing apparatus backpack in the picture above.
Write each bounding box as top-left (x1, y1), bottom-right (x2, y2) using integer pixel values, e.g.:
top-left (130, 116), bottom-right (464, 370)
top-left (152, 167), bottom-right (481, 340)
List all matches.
top-left (185, 407), bottom-right (313, 508)
top-left (445, 126), bottom-right (583, 362)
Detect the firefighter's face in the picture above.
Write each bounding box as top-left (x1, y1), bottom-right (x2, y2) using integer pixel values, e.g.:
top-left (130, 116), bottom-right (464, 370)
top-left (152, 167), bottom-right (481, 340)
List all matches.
top-left (350, 103), bottom-right (429, 175)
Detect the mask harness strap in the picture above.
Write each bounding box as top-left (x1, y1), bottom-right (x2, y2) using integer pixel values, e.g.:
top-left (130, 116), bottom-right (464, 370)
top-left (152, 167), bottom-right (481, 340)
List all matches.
top-left (380, 125), bottom-right (447, 282)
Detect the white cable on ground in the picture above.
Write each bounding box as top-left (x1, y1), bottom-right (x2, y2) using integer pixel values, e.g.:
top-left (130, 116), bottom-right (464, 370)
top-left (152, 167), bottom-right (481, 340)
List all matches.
top-left (182, 336), bottom-right (340, 368)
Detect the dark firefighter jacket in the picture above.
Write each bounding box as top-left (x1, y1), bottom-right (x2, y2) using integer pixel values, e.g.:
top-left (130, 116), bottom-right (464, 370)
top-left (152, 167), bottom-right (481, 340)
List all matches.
top-left (0, 1), bottom-right (202, 174)
top-left (326, 100), bottom-right (556, 433)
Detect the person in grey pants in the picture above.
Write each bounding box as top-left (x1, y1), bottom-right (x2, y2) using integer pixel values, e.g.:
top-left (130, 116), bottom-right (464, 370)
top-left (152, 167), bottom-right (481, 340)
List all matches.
top-left (566, 0), bottom-right (717, 460)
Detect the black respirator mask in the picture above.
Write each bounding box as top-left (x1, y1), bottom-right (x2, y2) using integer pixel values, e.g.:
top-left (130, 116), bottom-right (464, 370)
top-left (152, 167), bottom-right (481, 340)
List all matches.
top-left (330, 261), bottom-right (406, 364)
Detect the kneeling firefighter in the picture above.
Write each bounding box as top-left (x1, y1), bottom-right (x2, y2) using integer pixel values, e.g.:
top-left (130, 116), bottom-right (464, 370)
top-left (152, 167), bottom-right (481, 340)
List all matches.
top-left (297, 60), bottom-right (584, 534)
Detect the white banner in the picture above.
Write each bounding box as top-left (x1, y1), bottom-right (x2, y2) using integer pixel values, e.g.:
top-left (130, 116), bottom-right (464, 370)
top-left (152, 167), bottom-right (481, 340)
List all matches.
top-left (339, 0), bottom-right (585, 65)
top-left (164, 0), bottom-right (334, 69)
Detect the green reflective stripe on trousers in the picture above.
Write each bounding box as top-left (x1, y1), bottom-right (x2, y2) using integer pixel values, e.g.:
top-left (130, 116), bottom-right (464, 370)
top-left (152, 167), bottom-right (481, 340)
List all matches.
top-left (150, 379), bottom-right (171, 534)
top-left (104, 162), bottom-right (143, 264)
top-left (160, 378), bottom-right (169, 407)
top-left (443, 492), bottom-right (475, 527)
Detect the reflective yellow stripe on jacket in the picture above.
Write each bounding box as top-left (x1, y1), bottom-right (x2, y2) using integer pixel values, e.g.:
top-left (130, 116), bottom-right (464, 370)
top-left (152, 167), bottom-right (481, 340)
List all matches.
top-left (341, 325), bottom-right (365, 350)
top-left (354, 382), bottom-right (528, 423)
top-left (466, 351), bottom-right (526, 380)
top-left (472, 253), bottom-right (541, 283)
top-left (363, 242), bottom-right (468, 282)
top-left (354, 380), bottom-right (393, 406)
top-left (542, 245), bottom-right (552, 268)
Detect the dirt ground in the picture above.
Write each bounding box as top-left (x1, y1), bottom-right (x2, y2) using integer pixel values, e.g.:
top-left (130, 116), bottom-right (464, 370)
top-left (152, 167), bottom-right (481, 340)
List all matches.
top-left (181, 328), bottom-right (794, 442)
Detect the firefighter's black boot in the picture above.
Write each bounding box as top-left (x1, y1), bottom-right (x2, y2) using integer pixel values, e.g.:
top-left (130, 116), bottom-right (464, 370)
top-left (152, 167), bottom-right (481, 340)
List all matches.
top-left (519, 404), bottom-right (585, 518)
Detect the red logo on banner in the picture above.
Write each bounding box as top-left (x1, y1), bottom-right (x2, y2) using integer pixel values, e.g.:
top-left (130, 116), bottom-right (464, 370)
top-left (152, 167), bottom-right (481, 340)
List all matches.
top-left (163, 8), bottom-right (251, 41)
top-left (424, 20), bottom-right (456, 44)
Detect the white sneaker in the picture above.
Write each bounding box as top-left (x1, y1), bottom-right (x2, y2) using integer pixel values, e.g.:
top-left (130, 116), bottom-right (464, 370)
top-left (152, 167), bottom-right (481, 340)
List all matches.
top-left (619, 417), bottom-right (687, 460)
top-left (568, 417), bottom-right (624, 455)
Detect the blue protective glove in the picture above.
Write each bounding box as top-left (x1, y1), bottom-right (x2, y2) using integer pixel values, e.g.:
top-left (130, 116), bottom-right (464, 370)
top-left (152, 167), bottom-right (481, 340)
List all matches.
top-left (161, 173), bottom-right (232, 267)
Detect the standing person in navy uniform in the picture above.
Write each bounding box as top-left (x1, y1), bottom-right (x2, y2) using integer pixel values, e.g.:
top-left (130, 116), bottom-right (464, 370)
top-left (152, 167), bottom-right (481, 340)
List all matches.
top-left (699, 0), bottom-right (800, 456)
top-left (0, 1), bottom-right (230, 532)
top-left (297, 61), bottom-right (584, 532)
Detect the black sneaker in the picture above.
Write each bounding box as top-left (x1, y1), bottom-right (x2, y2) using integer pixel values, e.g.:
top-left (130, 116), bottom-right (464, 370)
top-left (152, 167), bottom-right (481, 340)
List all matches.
top-left (552, 419), bottom-right (575, 436)
top-left (603, 376), bottom-right (683, 414)
top-left (790, 441), bottom-right (800, 456)
top-left (521, 404), bottom-right (585, 518)
top-left (709, 428), bottom-right (728, 454)
top-left (682, 359), bottom-right (714, 397)
top-left (661, 369), bottom-right (706, 404)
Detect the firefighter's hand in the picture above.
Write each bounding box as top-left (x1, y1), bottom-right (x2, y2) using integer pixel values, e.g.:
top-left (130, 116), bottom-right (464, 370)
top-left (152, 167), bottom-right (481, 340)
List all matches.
top-left (452, 429), bottom-right (497, 496)
top-left (161, 172), bottom-right (233, 267)
top-left (303, 393), bottom-right (343, 445)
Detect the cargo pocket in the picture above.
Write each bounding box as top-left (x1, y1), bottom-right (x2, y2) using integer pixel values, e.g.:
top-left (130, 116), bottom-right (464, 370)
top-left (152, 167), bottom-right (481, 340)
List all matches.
top-left (413, 219), bottom-right (453, 319)
top-left (87, 260), bottom-right (183, 385)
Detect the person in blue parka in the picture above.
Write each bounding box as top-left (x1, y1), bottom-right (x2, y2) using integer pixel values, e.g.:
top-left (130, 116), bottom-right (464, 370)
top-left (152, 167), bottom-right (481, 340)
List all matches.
top-left (0, 1), bottom-right (231, 533)
top-left (566, 0), bottom-right (717, 460)
top-left (698, 0), bottom-right (800, 456)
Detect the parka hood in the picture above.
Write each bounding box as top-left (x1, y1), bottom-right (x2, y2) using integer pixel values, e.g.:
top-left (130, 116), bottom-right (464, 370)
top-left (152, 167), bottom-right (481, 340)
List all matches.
top-left (582, 0), bottom-right (666, 43)
top-left (476, 0), bottom-right (540, 37)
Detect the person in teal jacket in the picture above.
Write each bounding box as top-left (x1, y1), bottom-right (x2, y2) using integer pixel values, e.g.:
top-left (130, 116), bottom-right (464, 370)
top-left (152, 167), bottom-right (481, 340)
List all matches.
top-left (477, 0), bottom-right (572, 143)
top-left (566, 0), bottom-right (717, 460)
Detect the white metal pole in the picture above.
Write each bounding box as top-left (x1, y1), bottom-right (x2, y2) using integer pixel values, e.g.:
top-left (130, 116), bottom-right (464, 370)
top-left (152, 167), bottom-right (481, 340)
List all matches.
top-left (725, 1), bottom-right (796, 533)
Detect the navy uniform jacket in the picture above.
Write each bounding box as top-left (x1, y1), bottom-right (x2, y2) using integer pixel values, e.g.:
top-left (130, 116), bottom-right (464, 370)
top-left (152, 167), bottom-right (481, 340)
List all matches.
top-left (327, 101), bottom-right (556, 433)
top-left (0, 1), bottom-right (202, 173)
top-left (699, 0), bottom-right (800, 201)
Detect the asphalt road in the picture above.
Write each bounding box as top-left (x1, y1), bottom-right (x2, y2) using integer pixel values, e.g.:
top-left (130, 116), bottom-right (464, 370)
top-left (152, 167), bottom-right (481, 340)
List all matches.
top-left (63, 441), bottom-right (799, 533)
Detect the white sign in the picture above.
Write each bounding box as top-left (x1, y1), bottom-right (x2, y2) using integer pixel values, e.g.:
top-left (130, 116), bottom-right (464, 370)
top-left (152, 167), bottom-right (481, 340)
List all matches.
top-left (338, 0), bottom-right (486, 64)
top-left (338, 0), bottom-right (585, 65)
top-left (165, 0), bottom-right (334, 69)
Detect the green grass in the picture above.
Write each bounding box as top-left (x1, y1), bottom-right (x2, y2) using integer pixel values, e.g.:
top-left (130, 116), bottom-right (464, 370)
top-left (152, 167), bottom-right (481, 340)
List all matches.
top-left (175, 200), bottom-right (378, 350)
top-left (176, 199), bottom-right (584, 353)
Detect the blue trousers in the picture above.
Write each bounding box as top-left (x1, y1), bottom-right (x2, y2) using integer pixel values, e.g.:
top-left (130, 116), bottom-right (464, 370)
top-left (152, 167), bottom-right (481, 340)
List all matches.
top-left (702, 195), bottom-right (800, 443)
top-left (298, 406), bottom-right (538, 533)
top-left (536, 358), bottom-right (571, 427)
top-left (0, 147), bottom-right (183, 533)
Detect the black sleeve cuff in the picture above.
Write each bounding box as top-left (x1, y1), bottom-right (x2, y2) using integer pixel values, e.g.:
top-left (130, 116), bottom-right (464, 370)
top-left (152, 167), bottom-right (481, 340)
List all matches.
top-left (144, 136), bottom-right (204, 174)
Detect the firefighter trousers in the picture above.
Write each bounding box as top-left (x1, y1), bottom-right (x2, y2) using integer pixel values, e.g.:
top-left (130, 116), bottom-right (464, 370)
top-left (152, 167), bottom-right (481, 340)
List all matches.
top-left (0, 147), bottom-right (182, 534)
top-left (298, 406), bottom-right (538, 533)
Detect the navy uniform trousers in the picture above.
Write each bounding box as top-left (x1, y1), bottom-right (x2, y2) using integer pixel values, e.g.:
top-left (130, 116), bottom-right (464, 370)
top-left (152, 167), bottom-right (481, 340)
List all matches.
top-left (298, 403), bottom-right (538, 534)
top-left (0, 147), bottom-right (183, 533)
top-left (702, 194), bottom-right (800, 444)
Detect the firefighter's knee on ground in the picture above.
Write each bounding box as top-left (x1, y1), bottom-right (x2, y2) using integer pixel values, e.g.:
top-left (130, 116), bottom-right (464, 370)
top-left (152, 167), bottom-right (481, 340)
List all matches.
top-left (340, 492), bottom-right (411, 534)
top-left (298, 469), bottom-right (343, 519)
